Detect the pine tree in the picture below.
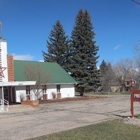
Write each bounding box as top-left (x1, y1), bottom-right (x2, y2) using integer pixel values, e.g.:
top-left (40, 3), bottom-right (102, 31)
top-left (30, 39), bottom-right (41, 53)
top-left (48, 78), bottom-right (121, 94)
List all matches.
top-left (100, 61), bottom-right (116, 92)
top-left (42, 20), bottom-right (69, 68)
top-left (100, 60), bottom-right (108, 76)
top-left (67, 9), bottom-right (100, 95)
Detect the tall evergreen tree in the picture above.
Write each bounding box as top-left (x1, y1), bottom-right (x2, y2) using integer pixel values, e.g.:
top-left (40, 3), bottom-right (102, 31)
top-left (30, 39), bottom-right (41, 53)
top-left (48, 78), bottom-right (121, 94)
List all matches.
top-left (100, 60), bottom-right (108, 76)
top-left (42, 20), bottom-right (69, 68)
top-left (67, 9), bottom-right (100, 95)
top-left (100, 61), bottom-right (117, 92)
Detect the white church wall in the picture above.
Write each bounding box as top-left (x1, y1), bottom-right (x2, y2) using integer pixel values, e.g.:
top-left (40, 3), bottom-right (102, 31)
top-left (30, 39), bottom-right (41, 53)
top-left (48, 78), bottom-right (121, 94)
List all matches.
top-left (46, 84), bottom-right (75, 99)
top-left (0, 88), bottom-right (2, 99)
top-left (15, 86), bottom-right (26, 102)
top-left (60, 84), bottom-right (75, 98)
top-left (47, 85), bottom-right (57, 99)
top-left (0, 40), bottom-right (8, 82)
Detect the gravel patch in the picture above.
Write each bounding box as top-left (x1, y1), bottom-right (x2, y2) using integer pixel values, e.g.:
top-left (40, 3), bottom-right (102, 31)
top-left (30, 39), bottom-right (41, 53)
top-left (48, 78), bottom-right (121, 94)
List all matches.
top-left (1, 95), bottom-right (140, 140)
top-left (124, 117), bottom-right (140, 127)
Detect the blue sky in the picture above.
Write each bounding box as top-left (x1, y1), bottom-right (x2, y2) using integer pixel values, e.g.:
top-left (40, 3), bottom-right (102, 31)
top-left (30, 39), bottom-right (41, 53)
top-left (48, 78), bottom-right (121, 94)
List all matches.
top-left (0, 0), bottom-right (140, 66)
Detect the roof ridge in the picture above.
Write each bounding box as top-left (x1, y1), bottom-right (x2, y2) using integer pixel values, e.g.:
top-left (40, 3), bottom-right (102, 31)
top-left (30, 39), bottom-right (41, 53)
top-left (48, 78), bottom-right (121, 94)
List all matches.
top-left (14, 60), bottom-right (58, 64)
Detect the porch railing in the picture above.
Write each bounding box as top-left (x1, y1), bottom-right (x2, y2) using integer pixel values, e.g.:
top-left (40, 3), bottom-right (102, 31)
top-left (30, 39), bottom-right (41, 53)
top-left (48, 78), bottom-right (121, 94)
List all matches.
top-left (0, 99), bottom-right (9, 112)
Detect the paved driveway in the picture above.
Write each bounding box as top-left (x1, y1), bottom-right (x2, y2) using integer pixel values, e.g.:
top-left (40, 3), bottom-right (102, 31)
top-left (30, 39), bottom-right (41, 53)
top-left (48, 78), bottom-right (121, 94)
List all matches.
top-left (0, 95), bottom-right (140, 140)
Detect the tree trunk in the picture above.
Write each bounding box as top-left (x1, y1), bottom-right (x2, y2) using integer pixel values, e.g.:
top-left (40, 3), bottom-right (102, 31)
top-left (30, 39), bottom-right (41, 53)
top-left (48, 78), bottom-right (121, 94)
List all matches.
top-left (80, 87), bottom-right (84, 96)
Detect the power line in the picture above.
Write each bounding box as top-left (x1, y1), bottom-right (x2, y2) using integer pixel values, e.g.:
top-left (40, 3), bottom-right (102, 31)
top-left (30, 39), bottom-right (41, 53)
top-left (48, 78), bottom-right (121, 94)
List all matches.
top-left (132, 0), bottom-right (140, 4)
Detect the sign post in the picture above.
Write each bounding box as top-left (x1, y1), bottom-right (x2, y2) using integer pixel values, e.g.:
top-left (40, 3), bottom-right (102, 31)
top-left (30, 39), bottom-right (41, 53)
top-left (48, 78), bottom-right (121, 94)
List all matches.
top-left (130, 80), bottom-right (140, 118)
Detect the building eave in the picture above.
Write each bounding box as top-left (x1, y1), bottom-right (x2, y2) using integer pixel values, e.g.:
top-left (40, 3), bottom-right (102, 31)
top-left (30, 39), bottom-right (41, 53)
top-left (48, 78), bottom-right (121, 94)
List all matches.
top-left (46, 82), bottom-right (78, 85)
top-left (0, 81), bottom-right (36, 87)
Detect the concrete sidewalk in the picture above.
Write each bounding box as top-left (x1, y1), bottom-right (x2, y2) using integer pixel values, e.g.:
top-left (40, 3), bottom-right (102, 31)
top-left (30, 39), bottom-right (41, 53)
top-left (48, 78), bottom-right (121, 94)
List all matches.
top-left (0, 95), bottom-right (140, 140)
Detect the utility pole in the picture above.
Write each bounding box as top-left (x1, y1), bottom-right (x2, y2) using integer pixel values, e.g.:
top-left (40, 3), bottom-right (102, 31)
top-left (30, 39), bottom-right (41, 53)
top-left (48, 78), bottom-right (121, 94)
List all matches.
top-left (132, 0), bottom-right (140, 4)
top-left (0, 22), bottom-right (3, 39)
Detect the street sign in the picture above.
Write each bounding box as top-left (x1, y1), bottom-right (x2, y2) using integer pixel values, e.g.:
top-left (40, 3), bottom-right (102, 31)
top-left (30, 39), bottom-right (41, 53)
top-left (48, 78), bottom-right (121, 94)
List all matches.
top-left (130, 81), bottom-right (140, 118)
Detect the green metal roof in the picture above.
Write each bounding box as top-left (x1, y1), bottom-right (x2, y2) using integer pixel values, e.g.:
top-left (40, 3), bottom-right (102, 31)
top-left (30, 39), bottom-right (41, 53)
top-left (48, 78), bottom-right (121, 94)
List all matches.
top-left (14, 60), bottom-right (77, 84)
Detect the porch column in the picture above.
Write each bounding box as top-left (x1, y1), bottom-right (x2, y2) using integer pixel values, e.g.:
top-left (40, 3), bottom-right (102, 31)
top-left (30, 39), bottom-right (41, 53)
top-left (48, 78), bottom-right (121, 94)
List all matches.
top-left (11, 87), bottom-right (13, 102)
top-left (1, 86), bottom-right (4, 106)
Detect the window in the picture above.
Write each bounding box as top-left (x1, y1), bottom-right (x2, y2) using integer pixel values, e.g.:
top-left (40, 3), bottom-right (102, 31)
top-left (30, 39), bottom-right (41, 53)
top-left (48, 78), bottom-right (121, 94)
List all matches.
top-left (42, 85), bottom-right (47, 93)
top-left (57, 85), bottom-right (60, 93)
top-left (26, 86), bottom-right (30, 95)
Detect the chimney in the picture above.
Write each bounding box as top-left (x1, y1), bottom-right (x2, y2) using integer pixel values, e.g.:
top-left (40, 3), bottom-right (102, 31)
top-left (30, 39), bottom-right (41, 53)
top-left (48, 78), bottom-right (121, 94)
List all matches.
top-left (7, 55), bottom-right (14, 81)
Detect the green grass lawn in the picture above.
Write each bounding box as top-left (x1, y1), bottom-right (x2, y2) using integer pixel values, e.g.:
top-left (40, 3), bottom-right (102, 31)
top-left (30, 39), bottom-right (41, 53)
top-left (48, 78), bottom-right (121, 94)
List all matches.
top-left (135, 114), bottom-right (140, 119)
top-left (26, 119), bottom-right (140, 140)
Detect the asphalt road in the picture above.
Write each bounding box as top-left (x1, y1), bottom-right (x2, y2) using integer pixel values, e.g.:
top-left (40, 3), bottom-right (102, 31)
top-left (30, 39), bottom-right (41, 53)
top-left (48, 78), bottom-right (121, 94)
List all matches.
top-left (0, 95), bottom-right (140, 140)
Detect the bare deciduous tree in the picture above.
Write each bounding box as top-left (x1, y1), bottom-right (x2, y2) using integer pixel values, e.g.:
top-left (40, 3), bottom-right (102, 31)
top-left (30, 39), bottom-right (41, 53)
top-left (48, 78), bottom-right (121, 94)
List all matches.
top-left (103, 63), bottom-right (117, 92)
top-left (133, 41), bottom-right (140, 85)
top-left (113, 58), bottom-right (135, 91)
top-left (23, 64), bottom-right (51, 99)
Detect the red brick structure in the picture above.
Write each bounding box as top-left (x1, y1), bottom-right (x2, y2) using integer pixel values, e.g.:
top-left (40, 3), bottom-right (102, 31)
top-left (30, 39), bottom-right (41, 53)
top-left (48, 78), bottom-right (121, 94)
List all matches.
top-left (7, 55), bottom-right (14, 81)
top-left (26, 95), bottom-right (30, 101)
top-left (57, 93), bottom-right (61, 99)
top-left (21, 100), bottom-right (39, 108)
top-left (43, 94), bottom-right (47, 100)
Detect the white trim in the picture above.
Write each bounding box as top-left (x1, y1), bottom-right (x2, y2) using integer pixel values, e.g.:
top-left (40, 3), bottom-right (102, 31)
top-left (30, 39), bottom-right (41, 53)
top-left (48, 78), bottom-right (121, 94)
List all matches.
top-left (47, 83), bottom-right (77, 85)
top-left (0, 81), bottom-right (36, 87)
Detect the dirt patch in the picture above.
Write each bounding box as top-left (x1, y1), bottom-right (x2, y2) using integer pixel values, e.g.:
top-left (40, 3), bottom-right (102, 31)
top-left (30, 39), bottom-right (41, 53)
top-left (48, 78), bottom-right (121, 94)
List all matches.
top-left (39, 95), bottom-right (106, 104)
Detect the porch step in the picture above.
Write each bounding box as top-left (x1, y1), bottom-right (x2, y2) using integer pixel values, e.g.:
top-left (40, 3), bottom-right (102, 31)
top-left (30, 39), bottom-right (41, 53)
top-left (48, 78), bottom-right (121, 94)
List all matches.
top-left (9, 104), bottom-right (36, 112)
top-left (0, 105), bottom-right (9, 112)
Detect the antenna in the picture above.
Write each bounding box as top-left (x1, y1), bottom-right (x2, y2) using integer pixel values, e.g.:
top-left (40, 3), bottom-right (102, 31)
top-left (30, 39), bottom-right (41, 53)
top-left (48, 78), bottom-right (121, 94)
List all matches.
top-left (0, 22), bottom-right (3, 39)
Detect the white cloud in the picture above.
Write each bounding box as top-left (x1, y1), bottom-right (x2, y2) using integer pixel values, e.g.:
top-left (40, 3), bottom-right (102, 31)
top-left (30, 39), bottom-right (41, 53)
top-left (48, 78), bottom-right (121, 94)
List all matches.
top-left (12, 54), bottom-right (34, 60)
top-left (114, 44), bottom-right (121, 50)
top-left (39, 60), bottom-right (44, 62)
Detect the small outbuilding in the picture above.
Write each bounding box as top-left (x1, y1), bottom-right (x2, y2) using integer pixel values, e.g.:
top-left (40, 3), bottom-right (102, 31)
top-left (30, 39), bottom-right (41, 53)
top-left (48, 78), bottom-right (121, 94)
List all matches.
top-left (14, 60), bottom-right (77, 102)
